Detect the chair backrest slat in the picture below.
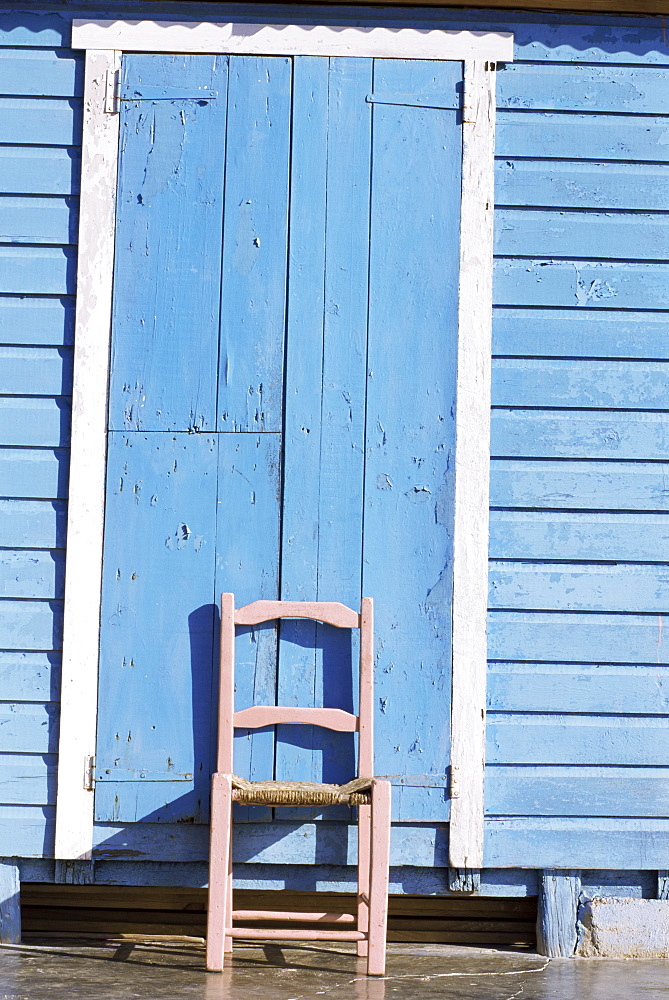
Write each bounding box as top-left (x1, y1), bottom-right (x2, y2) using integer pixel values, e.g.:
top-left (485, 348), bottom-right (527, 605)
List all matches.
top-left (234, 706), bottom-right (359, 732)
top-left (235, 600), bottom-right (360, 629)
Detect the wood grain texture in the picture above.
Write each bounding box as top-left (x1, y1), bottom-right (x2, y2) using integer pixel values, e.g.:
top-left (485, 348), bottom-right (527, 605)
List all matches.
top-left (0, 755), bottom-right (55, 806)
top-left (496, 113), bottom-right (669, 164)
top-left (0, 599), bottom-right (62, 651)
top-left (0, 98), bottom-right (80, 146)
top-left (237, 602), bottom-right (359, 629)
top-left (0, 347), bottom-right (72, 397)
top-left (0, 652), bottom-right (60, 703)
top-left (0, 448), bottom-right (69, 501)
top-left (0, 298), bottom-right (74, 347)
top-left (0, 500), bottom-right (66, 550)
top-left (0, 860), bottom-right (20, 944)
top-left (0, 549), bottom-right (64, 600)
top-left (0, 247), bottom-right (74, 296)
top-left (493, 359), bottom-right (669, 410)
top-left (0, 147), bottom-right (81, 197)
top-left (498, 62), bottom-right (669, 115)
top-left (496, 209), bottom-right (669, 262)
top-left (536, 871), bottom-right (579, 958)
top-left (0, 197), bottom-right (78, 246)
top-left (0, 703), bottom-right (58, 754)
top-left (489, 511), bottom-right (669, 562)
top-left (0, 398), bottom-right (70, 448)
top-left (495, 259), bottom-right (669, 311)
top-left (492, 409), bottom-right (669, 460)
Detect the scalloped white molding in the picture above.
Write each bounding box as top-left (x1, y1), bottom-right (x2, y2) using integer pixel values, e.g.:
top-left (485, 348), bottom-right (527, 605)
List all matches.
top-left (72, 20), bottom-right (513, 61)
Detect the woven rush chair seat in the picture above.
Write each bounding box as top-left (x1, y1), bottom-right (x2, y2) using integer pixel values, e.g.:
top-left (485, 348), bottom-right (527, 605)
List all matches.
top-left (231, 775), bottom-right (373, 806)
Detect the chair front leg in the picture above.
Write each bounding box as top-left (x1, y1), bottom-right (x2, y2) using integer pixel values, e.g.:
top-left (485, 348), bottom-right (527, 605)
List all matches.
top-left (366, 779), bottom-right (391, 976)
top-left (357, 802), bottom-right (371, 957)
top-left (207, 773), bottom-right (233, 971)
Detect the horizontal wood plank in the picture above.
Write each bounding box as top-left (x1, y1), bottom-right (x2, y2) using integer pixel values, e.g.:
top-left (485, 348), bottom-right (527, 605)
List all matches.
top-left (0, 805), bottom-right (54, 857)
top-left (0, 297), bottom-right (74, 346)
top-left (0, 448), bottom-right (69, 500)
top-left (491, 459), bottom-right (669, 512)
top-left (0, 98), bottom-right (81, 146)
top-left (486, 765), bottom-right (669, 817)
top-left (0, 147), bottom-right (81, 196)
top-left (0, 702), bottom-right (58, 754)
top-left (0, 397), bottom-right (70, 448)
top-left (498, 63), bottom-right (669, 115)
top-left (485, 818), bottom-right (669, 870)
top-left (495, 160), bottom-right (669, 213)
top-left (495, 259), bottom-right (669, 310)
top-left (488, 714), bottom-right (669, 765)
top-left (0, 598), bottom-right (62, 650)
top-left (0, 549), bottom-right (64, 600)
top-left (0, 753), bottom-right (55, 806)
top-left (490, 561), bottom-right (669, 614)
top-left (489, 510), bottom-right (669, 562)
top-left (0, 651), bottom-right (60, 702)
top-left (488, 662), bottom-right (669, 714)
top-left (496, 113), bottom-right (669, 163)
top-left (0, 247), bottom-right (75, 295)
top-left (496, 209), bottom-right (669, 263)
top-left (0, 347), bottom-right (72, 396)
top-left (492, 409), bottom-right (669, 461)
top-left (0, 49), bottom-right (82, 97)
top-left (493, 358), bottom-right (669, 409)
top-left (0, 196), bottom-right (78, 246)
top-left (488, 610), bottom-right (669, 664)
top-left (0, 499), bottom-right (66, 549)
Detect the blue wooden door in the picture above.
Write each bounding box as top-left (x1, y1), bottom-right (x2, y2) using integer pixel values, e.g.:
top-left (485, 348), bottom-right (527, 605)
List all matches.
top-left (95, 54), bottom-right (462, 843)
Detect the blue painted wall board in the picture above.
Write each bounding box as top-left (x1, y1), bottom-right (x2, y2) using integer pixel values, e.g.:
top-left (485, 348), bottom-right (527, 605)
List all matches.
top-left (0, 549), bottom-right (64, 600)
top-left (362, 59), bottom-right (460, 822)
top-left (496, 113), bottom-right (669, 163)
top-left (497, 62), bottom-right (669, 115)
top-left (0, 448), bottom-right (68, 500)
top-left (495, 260), bottom-right (669, 311)
top-left (0, 248), bottom-right (74, 296)
top-left (490, 511), bottom-right (669, 563)
top-left (0, 298), bottom-right (74, 347)
top-left (493, 309), bottom-right (669, 361)
top-left (488, 611), bottom-right (669, 665)
top-left (493, 359), bottom-right (669, 410)
top-left (0, 148), bottom-right (81, 197)
top-left (0, 348), bottom-right (72, 397)
top-left (0, 599), bottom-right (61, 650)
top-left (492, 409), bottom-right (669, 461)
top-left (496, 210), bottom-right (669, 262)
top-left (0, 48), bottom-right (81, 97)
top-left (484, 818), bottom-right (669, 870)
top-left (108, 54), bottom-right (229, 434)
top-left (0, 652), bottom-right (59, 703)
top-left (495, 160), bottom-right (669, 213)
top-left (490, 460), bottom-right (669, 512)
top-left (488, 663), bottom-right (669, 715)
top-left (0, 703), bottom-right (58, 754)
top-left (486, 765), bottom-right (669, 817)
top-left (0, 806), bottom-right (54, 858)
top-left (0, 499), bottom-right (66, 549)
top-left (0, 196), bottom-right (78, 246)
top-left (276, 57), bottom-right (372, 815)
top-left (96, 433), bottom-right (218, 823)
top-left (216, 56), bottom-right (291, 433)
top-left (0, 98), bottom-right (80, 146)
top-left (0, 397), bottom-right (70, 448)
top-left (489, 562), bottom-right (669, 614)
top-left (0, 755), bottom-right (55, 807)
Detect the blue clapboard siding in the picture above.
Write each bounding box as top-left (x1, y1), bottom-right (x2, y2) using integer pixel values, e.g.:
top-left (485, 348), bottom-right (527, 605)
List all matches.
top-left (487, 50), bottom-right (669, 868)
top-left (0, 38), bottom-right (81, 852)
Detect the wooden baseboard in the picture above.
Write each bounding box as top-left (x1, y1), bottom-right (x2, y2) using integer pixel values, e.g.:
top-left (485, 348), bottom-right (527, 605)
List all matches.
top-left (19, 886), bottom-right (536, 948)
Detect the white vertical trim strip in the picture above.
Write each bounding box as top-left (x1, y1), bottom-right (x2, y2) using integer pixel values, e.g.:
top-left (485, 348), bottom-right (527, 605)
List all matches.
top-left (54, 48), bottom-right (121, 860)
top-left (449, 60), bottom-right (497, 870)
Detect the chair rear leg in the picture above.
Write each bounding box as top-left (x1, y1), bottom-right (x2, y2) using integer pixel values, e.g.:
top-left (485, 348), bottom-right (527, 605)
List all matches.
top-left (225, 843), bottom-right (233, 953)
top-left (357, 803), bottom-right (371, 957)
top-left (367, 780), bottom-right (391, 976)
top-left (207, 773), bottom-right (233, 971)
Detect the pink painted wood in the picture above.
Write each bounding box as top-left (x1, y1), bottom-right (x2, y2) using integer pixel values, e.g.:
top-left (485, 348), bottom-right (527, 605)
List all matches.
top-left (235, 600), bottom-right (360, 629)
top-left (207, 595), bottom-right (390, 975)
top-left (233, 705), bottom-right (358, 732)
top-left (232, 910), bottom-right (355, 923)
top-left (229, 928), bottom-right (365, 941)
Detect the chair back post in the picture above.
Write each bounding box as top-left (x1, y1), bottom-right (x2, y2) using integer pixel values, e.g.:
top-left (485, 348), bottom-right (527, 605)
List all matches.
top-left (217, 592), bottom-right (236, 773)
top-left (358, 597), bottom-right (374, 777)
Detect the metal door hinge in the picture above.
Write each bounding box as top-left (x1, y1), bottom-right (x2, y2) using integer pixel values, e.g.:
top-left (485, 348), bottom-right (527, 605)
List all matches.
top-left (104, 67), bottom-right (120, 114)
top-left (450, 764), bottom-right (460, 798)
top-left (84, 755), bottom-right (96, 791)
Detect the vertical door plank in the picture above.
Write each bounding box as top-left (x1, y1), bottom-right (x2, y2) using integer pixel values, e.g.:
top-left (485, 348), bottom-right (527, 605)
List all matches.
top-left (363, 60), bottom-right (461, 822)
top-left (276, 58), bottom-right (373, 813)
top-left (108, 55), bottom-right (229, 433)
top-left (96, 433), bottom-right (218, 823)
top-left (216, 433), bottom-right (281, 821)
top-left (217, 56), bottom-right (291, 433)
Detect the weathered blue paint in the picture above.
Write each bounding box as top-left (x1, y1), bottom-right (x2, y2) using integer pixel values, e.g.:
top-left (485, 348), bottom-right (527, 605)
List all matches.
top-left (0, 860), bottom-right (20, 944)
top-left (536, 871), bottom-right (579, 957)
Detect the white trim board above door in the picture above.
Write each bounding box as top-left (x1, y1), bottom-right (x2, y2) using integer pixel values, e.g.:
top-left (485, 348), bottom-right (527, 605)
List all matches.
top-left (55, 20), bottom-right (513, 866)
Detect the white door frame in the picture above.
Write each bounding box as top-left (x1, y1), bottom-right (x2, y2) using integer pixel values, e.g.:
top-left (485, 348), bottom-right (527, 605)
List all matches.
top-left (55, 19), bottom-right (513, 863)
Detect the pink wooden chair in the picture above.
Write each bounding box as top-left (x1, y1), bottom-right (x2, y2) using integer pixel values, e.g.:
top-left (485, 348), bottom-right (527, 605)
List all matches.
top-left (207, 594), bottom-right (391, 975)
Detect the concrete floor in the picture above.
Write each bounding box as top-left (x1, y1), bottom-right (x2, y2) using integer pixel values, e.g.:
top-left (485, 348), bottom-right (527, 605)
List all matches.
top-left (0, 942), bottom-right (667, 1000)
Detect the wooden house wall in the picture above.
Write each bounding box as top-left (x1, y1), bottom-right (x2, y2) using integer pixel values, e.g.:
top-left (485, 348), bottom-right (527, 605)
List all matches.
top-left (1, 4), bottom-right (669, 875)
